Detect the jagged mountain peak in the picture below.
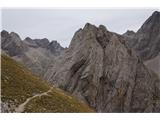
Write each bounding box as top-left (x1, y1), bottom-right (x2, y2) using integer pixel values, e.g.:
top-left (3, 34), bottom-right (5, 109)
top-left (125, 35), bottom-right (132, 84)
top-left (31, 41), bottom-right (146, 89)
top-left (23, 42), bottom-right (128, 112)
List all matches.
top-left (122, 11), bottom-right (160, 81)
top-left (49, 40), bottom-right (63, 49)
top-left (34, 38), bottom-right (50, 48)
top-left (84, 23), bottom-right (96, 29)
top-left (138, 11), bottom-right (160, 33)
top-left (1, 30), bottom-right (22, 43)
top-left (123, 30), bottom-right (135, 35)
top-left (69, 23), bottom-right (112, 49)
top-left (23, 37), bottom-right (38, 48)
top-left (83, 23), bottom-right (108, 32)
top-left (24, 37), bottom-right (32, 41)
top-left (10, 31), bottom-right (20, 37)
top-left (99, 24), bottom-right (108, 31)
top-left (9, 32), bottom-right (22, 41)
top-left (47, 40), bottom-right (64, 56)
top-left (1, 30), bottom-right (9, 37)
top-left (24, 37), bottom-right (64, 51)
top-left (82, 23), bottom-right (98, 35)
top-left (151, 11), bottom-right (160, 18)
top-left (1, 30), bottom-right (28, 56)
top-left (44, 22), bottom-right (160, 112)
top-left (123, 11), bottom-right (160, 61)
top-left (123, 30), bottom-right (136, 40)
top-left (147, 11), bottom-right (160, 22)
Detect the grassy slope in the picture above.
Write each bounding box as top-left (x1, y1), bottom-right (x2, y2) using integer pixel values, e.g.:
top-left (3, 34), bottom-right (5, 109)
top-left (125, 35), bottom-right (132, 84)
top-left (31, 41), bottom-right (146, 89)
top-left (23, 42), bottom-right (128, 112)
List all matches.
top-left (1, 55), bottom-right (94, 112)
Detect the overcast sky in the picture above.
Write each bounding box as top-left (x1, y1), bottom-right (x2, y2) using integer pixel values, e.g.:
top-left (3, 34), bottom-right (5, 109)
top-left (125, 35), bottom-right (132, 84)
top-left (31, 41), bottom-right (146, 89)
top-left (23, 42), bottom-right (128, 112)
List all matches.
top-left (1, 9), bottom-right (158, 47)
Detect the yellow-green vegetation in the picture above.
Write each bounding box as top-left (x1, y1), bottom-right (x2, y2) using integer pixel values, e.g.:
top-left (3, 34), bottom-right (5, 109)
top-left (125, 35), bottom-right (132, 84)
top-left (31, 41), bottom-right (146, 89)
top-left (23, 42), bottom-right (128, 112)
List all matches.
top-left (1, 55), bottom-right (94, 113)
top-left (1, 55), bottom-right (49, 107)
top-left (25, 88), bottom-right (93, 112)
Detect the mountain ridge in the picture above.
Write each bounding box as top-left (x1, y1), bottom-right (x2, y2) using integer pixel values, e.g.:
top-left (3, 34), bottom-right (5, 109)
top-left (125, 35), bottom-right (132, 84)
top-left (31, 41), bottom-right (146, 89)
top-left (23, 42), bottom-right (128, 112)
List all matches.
top-left (1, 30), bottom-right (64, 77)
top-left (124, 11), bottom-right (160, 61)
top-left (123, 11), bottom-right (160, 77)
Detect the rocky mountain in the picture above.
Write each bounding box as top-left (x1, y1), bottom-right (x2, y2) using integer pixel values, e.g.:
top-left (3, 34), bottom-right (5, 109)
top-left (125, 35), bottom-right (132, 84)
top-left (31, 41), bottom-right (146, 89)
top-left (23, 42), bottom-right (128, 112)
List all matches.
top-left (1, 11), bottom-right (160, 113)
top-left (44, 23), bottom-right (160, 112)
top-left (124, 11), bottom-right (160, 61)
top-left (1, 30), bottom-right (64, 77)
top-left (1, 54), bottom-right (93, 113)
top-left (1, 30), bottom-right (28, 56)
top-left (123, 11), bottom-right (160, 77)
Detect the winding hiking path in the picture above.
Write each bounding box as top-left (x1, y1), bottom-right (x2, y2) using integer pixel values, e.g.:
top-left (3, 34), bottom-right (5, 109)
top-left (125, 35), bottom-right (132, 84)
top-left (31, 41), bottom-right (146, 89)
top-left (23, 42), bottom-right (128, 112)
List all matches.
top-left (15, 88), bottom-right (53, 113)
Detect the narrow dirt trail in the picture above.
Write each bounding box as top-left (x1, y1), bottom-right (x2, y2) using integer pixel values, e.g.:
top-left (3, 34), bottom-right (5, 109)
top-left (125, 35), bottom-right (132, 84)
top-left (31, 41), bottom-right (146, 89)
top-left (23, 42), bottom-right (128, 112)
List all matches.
top-left (15, 88), bottom-right (53, 113)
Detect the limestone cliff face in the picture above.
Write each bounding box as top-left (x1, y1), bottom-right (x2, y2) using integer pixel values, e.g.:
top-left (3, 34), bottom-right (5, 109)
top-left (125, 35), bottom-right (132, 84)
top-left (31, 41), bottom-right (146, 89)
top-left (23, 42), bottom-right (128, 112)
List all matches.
top-left (45, 23), bottom-right (160, 112)
top-left (124, 11), bottom-right (160, 61)
top-left (123, 11), bottom-right (160, 79)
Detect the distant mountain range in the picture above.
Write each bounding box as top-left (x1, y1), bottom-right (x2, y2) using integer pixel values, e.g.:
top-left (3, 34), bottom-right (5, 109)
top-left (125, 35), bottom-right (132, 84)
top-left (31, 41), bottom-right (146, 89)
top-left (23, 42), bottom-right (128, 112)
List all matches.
top-left (1, 30), bottom-right (64, 77)
top-left (1, 11), bottom-right (160, 113)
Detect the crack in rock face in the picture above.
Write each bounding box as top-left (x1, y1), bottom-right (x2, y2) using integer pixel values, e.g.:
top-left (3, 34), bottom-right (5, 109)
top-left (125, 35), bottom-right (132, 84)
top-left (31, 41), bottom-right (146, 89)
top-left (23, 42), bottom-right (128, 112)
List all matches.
top-left (45, 23), bottom-right (160, 112)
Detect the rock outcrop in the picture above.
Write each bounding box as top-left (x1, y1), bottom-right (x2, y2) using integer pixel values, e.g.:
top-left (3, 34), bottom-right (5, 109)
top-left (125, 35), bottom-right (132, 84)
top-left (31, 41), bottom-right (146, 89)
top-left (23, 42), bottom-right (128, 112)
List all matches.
top-left (45, 23), bottom-right (160, 112)
top-left (1, 30), bottom-right (64, 77)
top-left (124, 11), bottom-right (160, 61)
top-left (123, 11), bottom-right (160, 78)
